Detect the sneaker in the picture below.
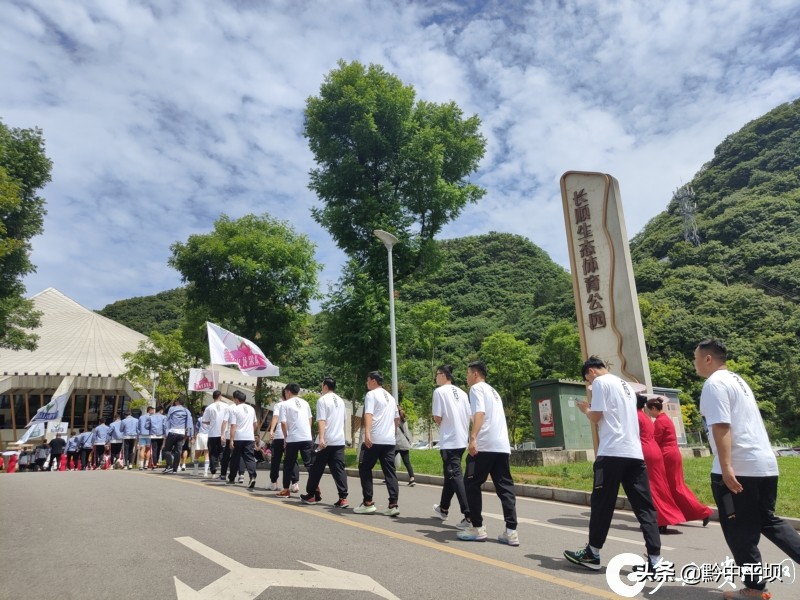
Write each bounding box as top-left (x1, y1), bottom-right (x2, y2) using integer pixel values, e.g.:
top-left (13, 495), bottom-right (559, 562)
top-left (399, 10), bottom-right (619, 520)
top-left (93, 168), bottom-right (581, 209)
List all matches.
top-left (275, 489), bottom-right (290, 498)
top-left (333, 499), bottom-right (350, 509)
top-left (216, 475), bottom-right (226, 481)
top-left (457, 526), bottom-right (488, 542)
top-left (564, 545), bottom-right (601, 571)
top-left (456, 518), bottom-right (471, 530)
top-left (407, 479), bottom-right (416, 487)
top-left (353, 502), bottom-right (377, 514)
top-left (180, 465), bottom-right (186, 472)
top-left (498, 529), bottom-right (520, 546)
top-left (161, 467), bottom-right (173, 474)
top-left (382, 505), bottom-right (400, 517)
top-left (723, 589), bottom-right (772, 600)
top-left (300, 494), bottom-right (319, 505)
top-left (237, 475), bottom-right (244, 484)
top-left (225, 479), bottom-right (235, 485)
top-left (268, 482), bottom-right (278, 491)
top-left (433, 504), bottom-right (448, 521)
top-left (290, 482), bottom-right (300, 493)
top-left (247, 477), bottom-right (256, 490)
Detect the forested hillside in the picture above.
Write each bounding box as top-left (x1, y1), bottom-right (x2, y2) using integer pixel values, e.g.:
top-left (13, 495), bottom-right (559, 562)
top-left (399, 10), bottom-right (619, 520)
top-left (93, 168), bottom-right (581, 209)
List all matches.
top-left (98, 288), bottom-right (186, 335)
top-left (631, 98), bottom-right (800, 438)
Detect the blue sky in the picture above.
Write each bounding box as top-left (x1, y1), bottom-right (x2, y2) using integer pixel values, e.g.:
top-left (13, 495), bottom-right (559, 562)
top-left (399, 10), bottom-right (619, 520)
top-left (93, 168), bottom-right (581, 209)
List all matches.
top-left (3, 0), bottom-right (800, 311)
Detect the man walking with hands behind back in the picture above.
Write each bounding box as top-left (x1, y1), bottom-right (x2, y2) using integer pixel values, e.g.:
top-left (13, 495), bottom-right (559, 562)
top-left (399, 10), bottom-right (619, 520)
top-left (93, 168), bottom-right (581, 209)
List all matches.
top-left (457, 361), bottom-right (517, 545)
top-left (227, 390), bottom-right (258, 490)
top-left (695, 339), bottom-right (800, 600)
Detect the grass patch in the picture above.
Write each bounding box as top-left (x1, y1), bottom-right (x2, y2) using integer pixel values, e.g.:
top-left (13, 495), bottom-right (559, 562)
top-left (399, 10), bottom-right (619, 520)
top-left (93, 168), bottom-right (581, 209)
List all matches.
top-left (343, 449), bottom-right (800, 518)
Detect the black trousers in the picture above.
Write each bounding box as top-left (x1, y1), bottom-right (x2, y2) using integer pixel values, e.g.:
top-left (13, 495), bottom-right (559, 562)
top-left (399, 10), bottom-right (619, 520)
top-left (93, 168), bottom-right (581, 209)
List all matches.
top-left (283, 441), bottom-right (313, 489)
top-left (712, 473), bottom-right (800, 591)
top-left (358, 443), bottom-right (398, 504)
top-left (228, 440), bottom-right (257, 483)
top-left (465, 451), bottom-right (516, 529)
top-left (440, 448), bottom-right (470, 516)
top-left (163, 433), bottom-right (186, 471)
top-left (123, 438), bottom-right (136, 466)
top-left (80, 448), bottom-right (92, 470)
top-left (305, 445), bottom-right (348, 499)
top-left (396, 449), bottom-right (414, 478)
top-left (66, 451), bottom-right (78, 469)
top-left (150, 438), bottom-right (164, 467)
top-left (269, 439), bottom-right (299, 484)
top-left (588, 455), bottom-right (660, 556)
top-left (47, 454), bottom-right (62, 471)
top-left (94, 445), bottom-right (106, 468)
top-left (109, 442), bottom-right (123, 464)
top-left (207, 436), bottom-right (222, 474)
top-left (220, 441), bottom-right (244, 478)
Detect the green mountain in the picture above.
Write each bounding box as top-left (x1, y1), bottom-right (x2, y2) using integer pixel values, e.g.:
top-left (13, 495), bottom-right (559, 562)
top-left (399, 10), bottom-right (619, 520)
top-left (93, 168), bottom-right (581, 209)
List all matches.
top-left (97, 288), bottom-right (186, 335)
top-left (631, 98), bottom-right (800, 438)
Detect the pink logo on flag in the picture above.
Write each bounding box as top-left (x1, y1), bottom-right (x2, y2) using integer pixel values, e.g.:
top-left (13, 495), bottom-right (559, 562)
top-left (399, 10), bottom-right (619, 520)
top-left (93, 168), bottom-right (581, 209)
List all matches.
top-left (195, 376), bottom-right (214, 390)
top-left (223, 341), bottom-right (268, 371)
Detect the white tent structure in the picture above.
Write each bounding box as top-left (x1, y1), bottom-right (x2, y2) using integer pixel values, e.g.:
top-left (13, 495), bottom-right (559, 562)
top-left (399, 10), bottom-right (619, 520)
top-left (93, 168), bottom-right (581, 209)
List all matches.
top-left (0, 288), bottom-right (151, 447)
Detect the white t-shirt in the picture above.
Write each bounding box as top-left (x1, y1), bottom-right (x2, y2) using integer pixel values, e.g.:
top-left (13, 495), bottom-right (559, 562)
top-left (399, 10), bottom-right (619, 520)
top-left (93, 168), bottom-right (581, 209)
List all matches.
top-left (589, 374), bottom-right (643, 459)
top-left (432, 384), bottom-right (471, 450)
top-left (363, 387), bottom-right (399, 446)
top-left (469, 381), bottom-right (511, 453)
top-left (222, 405), bottom-right (233, 438)
top-left (228, 402), bottom-right (256, 441)
top-left (316, 392), bottom-right (347, 447)
top-left (203, 401), bottom-right (228, 437)
top-left (700, 369), bottom-right (778, 477)
top-left (281, 396), bottom-right (312, 443)
top-left (271, 402), bottom-right (285, 440)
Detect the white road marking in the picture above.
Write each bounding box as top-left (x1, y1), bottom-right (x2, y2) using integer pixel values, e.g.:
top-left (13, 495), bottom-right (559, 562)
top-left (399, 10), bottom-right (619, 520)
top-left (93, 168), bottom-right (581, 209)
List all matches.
top-left (173, 536), bottom-right (400, 600)
top-left (481, 513), bottom-right (675, 550)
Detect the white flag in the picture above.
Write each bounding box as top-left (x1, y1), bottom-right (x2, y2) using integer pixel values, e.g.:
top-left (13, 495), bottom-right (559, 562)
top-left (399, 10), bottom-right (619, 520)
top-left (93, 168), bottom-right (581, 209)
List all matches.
top-left (27, 390), bottom-right (70, 426)
top-left (17, 422), bottom-right (46, 444)
top-left (206, 322), bottom-right (280, 377)
top-left (188, 368), bottom-right (219, 392)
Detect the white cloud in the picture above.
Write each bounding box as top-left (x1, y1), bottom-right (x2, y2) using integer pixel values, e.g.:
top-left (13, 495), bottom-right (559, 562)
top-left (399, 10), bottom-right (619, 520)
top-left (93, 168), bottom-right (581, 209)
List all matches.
top-left (1, 0), bottom-right (798, 311)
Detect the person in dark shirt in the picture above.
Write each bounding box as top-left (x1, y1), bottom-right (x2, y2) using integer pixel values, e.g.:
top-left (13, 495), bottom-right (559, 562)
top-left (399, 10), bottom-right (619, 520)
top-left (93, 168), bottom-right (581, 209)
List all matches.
top-left (47, 434), bottom-right (67, 471)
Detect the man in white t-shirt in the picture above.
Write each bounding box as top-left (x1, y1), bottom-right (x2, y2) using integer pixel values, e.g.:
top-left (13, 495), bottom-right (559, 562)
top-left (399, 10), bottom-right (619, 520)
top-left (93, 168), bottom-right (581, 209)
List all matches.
top-left (563, 356), bottom-right (661, 571)
top-left (277, 383), bottom-right (313, 498)
top-left (431, 364), bottom-right (471, 529)
top-left (457, 361), bottom-right (518, 545)
top-left (203, 391), bottom-right (228, 477)
top-left (268, 389), bottom-right (300, 492)
top-left (301, 377), bottom-right (349, 508)
top-left (353, 371), bottom-right (400, 516)
top-left (226, 390), bottom-right (258, 489)
top-left (696, 339), bottom-right (800, 599)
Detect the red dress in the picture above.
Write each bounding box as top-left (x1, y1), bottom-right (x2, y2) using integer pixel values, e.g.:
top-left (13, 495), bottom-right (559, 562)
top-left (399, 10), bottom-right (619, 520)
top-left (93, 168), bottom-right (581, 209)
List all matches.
top-left (653, 412), bottom-right (712, 522)
top-left (638, 410), bottom-right (685, 527)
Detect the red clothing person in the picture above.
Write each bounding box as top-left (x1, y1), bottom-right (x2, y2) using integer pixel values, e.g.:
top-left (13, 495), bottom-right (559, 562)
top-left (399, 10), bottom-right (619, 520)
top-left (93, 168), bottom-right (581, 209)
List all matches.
top-left (649, 398), bottom-right (712, 524)
top-left (636, 401), bottom-right (685, 530)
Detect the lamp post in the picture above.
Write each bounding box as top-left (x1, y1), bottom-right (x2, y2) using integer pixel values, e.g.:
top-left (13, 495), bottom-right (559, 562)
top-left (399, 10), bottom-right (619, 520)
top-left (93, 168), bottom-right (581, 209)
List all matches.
top-left (150, 371), bottom-right (158, 408)
top-left (373, 229), bottom-right (399, 403)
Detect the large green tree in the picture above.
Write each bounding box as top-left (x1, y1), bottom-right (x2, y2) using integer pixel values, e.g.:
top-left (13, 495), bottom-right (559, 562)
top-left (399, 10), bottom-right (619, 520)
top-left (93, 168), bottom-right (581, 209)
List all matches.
top-left (305, 60), bottom-right (487, 282)
top-left (169, 214), bottom-right (320, 405)
top-left (0, 121), bottom-right (52, 350)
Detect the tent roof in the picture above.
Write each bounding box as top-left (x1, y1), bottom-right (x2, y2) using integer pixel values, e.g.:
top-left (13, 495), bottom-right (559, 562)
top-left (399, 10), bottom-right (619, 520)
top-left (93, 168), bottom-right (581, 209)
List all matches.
top-left (0, 288), bottom-right (147, 377)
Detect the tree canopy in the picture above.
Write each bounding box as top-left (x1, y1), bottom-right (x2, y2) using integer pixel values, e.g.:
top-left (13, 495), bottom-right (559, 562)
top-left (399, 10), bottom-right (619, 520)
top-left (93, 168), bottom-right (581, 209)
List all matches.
top-left (0, 121), bottom-right (51, 350)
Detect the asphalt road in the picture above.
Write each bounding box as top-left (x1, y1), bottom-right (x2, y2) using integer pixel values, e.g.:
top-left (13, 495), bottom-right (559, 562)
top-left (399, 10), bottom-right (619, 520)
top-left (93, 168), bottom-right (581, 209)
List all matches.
top-left (2, 468), bottom-right (797, 599)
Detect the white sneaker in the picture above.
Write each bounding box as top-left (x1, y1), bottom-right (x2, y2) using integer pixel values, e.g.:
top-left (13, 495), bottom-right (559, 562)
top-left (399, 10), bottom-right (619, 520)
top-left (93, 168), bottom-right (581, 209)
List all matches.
top-left (268, 482), bottom-right (278, 491)
top-left (456, 518), bottom-right (471, 530)
top-left (237, 475), bottom-right (244, 484)
top-left (353, 503), bottom-right (377, 514)
top-left (498, 529), bottom-right (519, 546)
top-left (456, 526), bottom-right (488, 542)
top-left (382, 505), bottom-right (400, 517)
top-left (180, 465), bottom-right (186, 472)
top-left (290, 483), bottom-right (299, 493)
top-left (433, 504), bottom-right (448, 521)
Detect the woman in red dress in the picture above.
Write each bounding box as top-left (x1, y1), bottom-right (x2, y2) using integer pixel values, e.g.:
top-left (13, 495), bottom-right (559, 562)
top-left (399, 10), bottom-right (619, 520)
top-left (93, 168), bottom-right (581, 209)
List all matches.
top-left (636, 394), bottom-right (685, 533)
top-left (647, 396), bottom-right (711, 526)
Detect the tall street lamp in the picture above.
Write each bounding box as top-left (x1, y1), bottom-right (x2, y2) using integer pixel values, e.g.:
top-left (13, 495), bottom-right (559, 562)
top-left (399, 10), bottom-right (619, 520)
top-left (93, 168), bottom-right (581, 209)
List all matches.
top-left (374, 229), bottom-right (399, 403)
top-left (150, 370), bottom-right (159, 407)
